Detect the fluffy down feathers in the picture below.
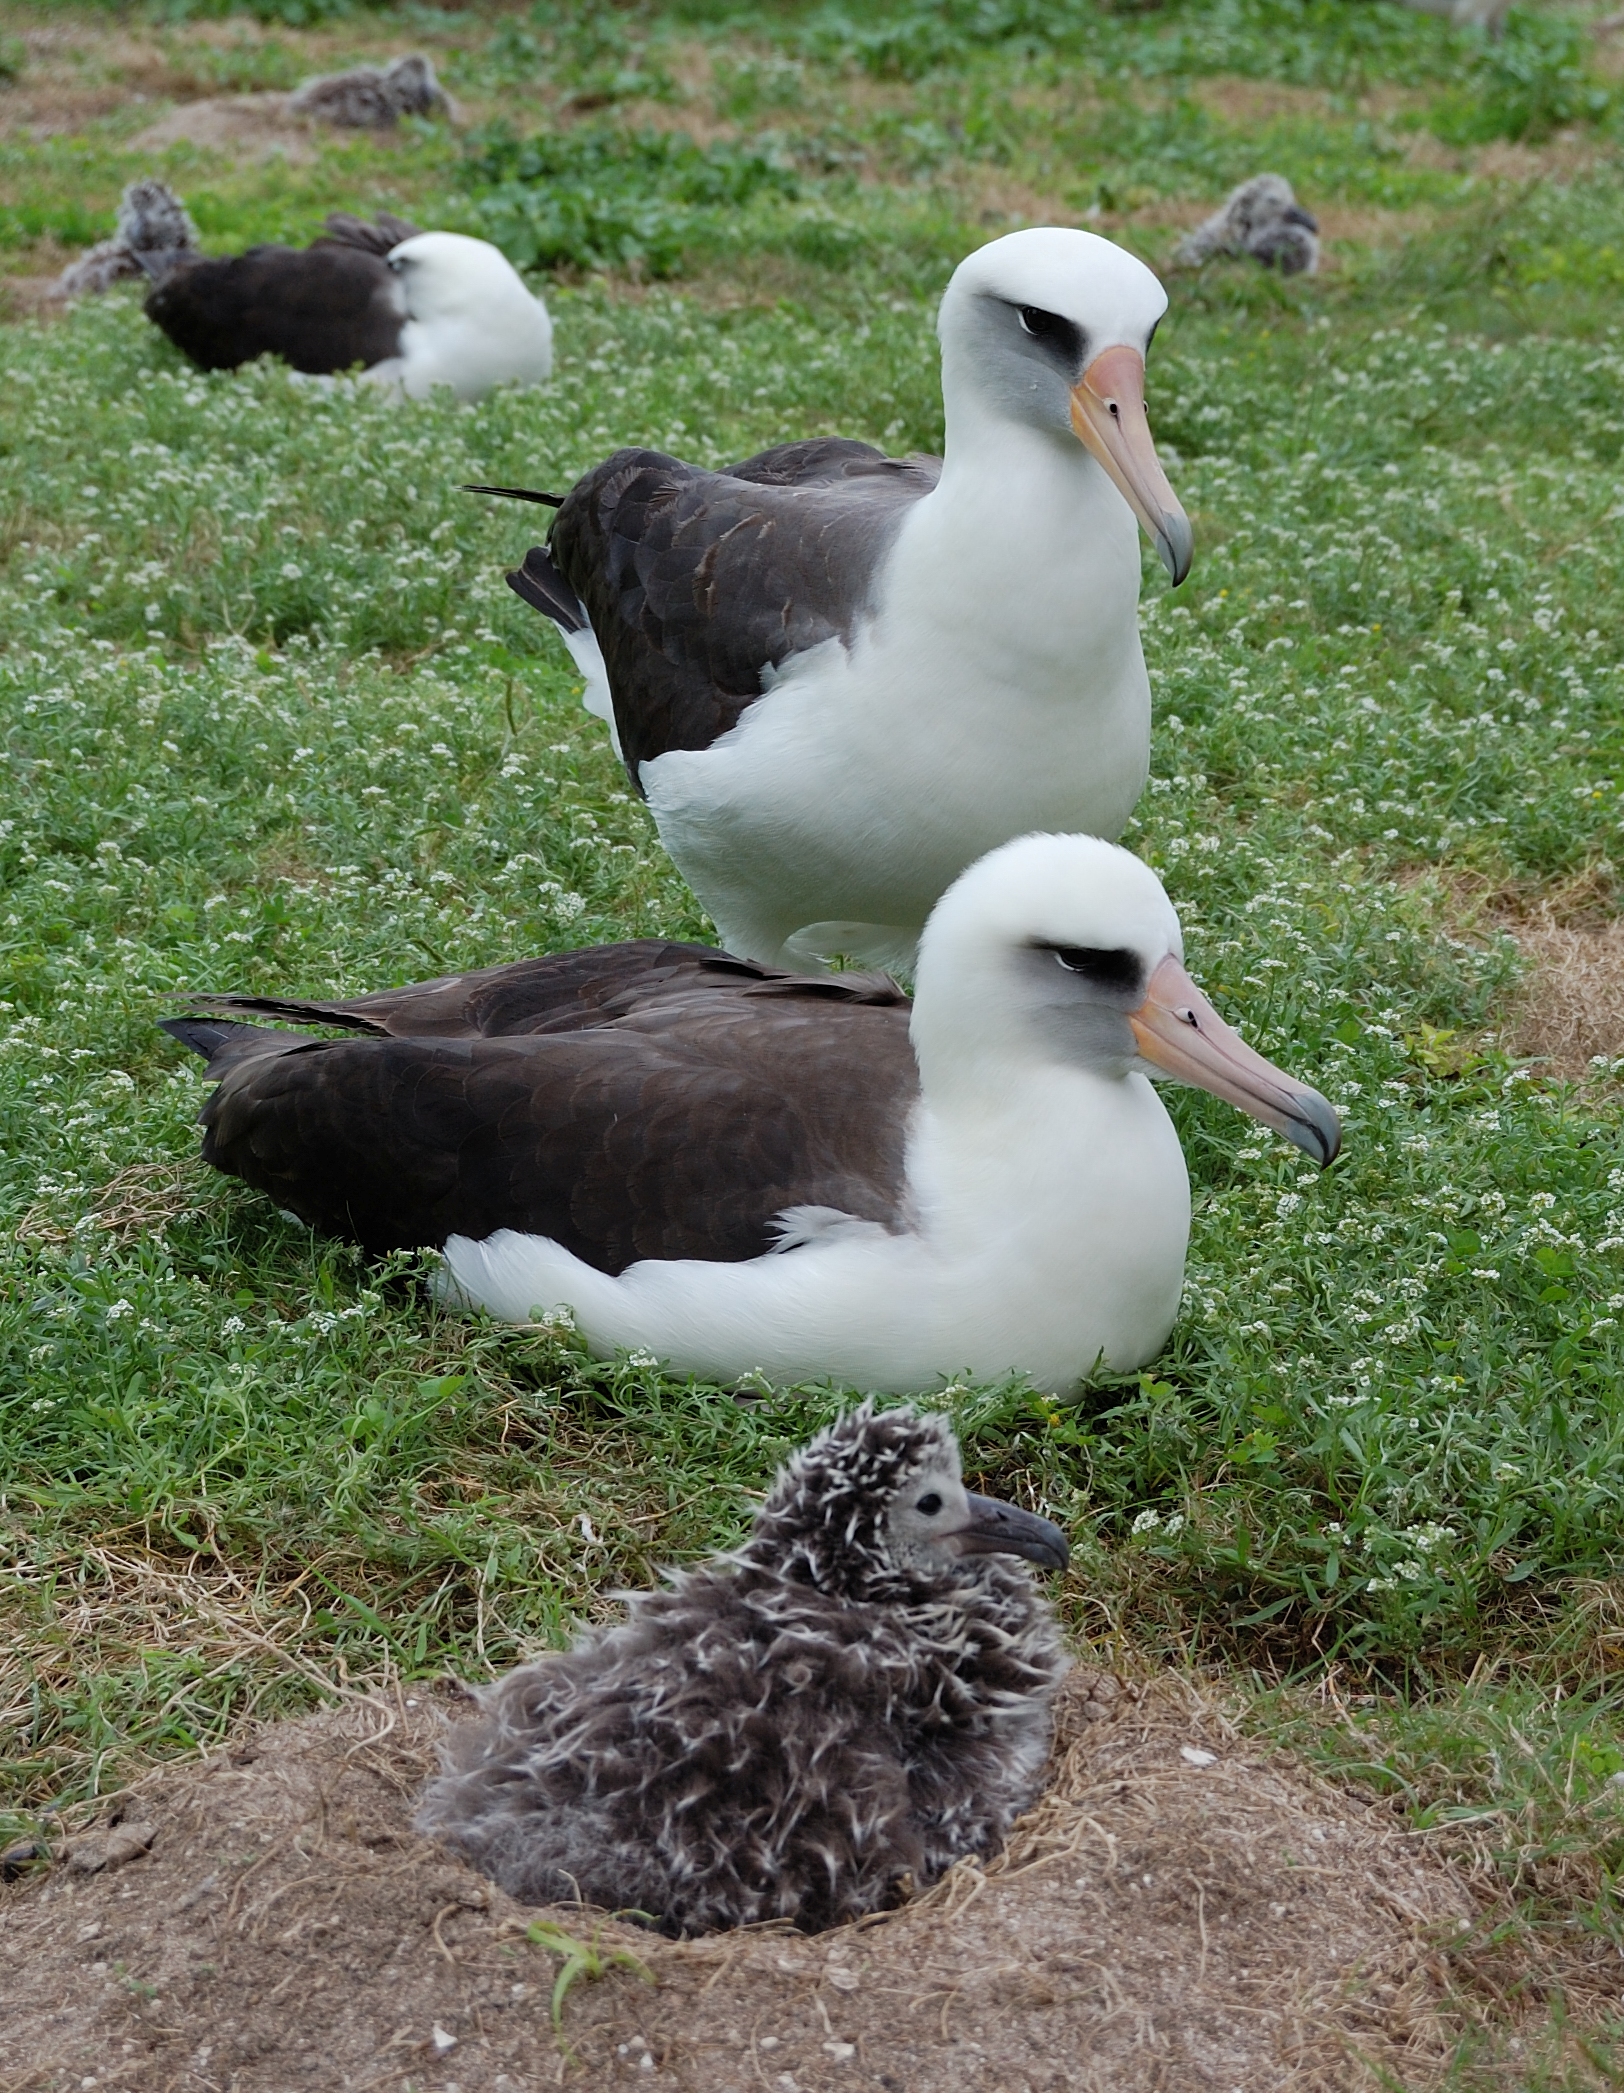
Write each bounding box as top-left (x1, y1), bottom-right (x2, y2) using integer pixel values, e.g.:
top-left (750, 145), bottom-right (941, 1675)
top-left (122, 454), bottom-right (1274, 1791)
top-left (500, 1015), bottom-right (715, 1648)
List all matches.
top-left (287, 53), bottom-right (450, 129)
top-left (1172, 173), bottom-right (1320, 277)
top-left (55, 177), bottom-right (200, 298)
top-left (417, 1405), bottom-right (1069, 1934)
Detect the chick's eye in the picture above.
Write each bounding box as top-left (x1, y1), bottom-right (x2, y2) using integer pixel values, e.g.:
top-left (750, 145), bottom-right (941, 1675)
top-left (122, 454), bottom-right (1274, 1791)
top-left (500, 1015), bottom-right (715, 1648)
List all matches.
top-left (916, 1492), bottom-right (943, 1517)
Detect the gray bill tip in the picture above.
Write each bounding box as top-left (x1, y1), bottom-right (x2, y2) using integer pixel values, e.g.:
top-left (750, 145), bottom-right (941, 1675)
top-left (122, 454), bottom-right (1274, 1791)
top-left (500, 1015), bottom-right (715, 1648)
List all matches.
top-left (1284, 1087), bottom-right (1341, 1169)
top-left (958, 1492), bottom-right (1071, 1571)
top-left (1158, 509), bottom-right (1195, 587)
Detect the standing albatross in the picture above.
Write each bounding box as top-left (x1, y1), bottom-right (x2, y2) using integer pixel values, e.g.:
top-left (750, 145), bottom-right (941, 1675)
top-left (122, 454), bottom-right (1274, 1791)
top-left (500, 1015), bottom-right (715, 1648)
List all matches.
top-left (162, 835), bottom-right (1336, 1394)
top-left (480, 227), bottom-right (1192, 972)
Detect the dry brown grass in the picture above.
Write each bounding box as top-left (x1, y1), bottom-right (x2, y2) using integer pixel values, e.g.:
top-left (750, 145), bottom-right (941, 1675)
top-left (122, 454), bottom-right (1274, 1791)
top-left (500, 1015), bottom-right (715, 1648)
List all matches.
top-left (1401, 863), bottom-right (1624, 1084)
top-left (1500, 909), bottom-right (1624, 1081)
top-left (16, 1155), bottom-right (211, 1246)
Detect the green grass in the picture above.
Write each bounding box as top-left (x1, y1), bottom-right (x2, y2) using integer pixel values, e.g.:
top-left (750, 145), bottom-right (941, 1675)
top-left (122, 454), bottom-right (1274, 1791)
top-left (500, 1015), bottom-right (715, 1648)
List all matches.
top-left (2, 0), bottom-right (1624, 2072)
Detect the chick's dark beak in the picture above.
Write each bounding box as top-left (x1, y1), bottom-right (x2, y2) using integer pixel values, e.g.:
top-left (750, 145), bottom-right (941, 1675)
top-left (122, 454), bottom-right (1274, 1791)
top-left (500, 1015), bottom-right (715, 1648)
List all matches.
top-left (952, 1493), bottom-right (1070, 1571)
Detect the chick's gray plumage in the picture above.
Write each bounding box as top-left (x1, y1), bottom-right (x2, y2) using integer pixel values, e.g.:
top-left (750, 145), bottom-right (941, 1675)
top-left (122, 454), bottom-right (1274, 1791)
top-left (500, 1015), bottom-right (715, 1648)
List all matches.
top-left (1173, 173), bottom-right (1320, 277)
top-left (417, 1405), bottom-right (1069, 1935)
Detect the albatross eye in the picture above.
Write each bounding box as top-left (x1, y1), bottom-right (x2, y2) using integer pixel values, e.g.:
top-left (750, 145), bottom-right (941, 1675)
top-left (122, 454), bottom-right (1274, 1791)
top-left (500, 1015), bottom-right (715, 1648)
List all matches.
top-left (1044, 945), bottom-right (1144, 994)
top-left (916, 1492), bottom-right (944, 1517)
top-left (1016, 305), bottom-right (1084, 367)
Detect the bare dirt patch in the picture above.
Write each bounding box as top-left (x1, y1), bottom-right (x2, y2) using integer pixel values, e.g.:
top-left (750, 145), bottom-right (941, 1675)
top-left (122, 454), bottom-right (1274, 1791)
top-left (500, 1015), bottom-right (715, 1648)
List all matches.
top-left (1190, 75), bottom-right (1340, 127)
top-left (0, 1669), bottom-right (1499, 2093)
top-left (127, 94), bottom-right (324, 163)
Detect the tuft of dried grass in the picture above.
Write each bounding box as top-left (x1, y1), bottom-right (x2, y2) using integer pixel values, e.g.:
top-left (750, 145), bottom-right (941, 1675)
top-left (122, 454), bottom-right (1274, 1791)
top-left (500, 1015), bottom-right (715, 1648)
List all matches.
top-left (1501, 907), bottom-right (1624, 1082)
top-left (16, 1156), bottom-right (211, 1246)
top-left (1405, 861), bottom-right (1624, 1085)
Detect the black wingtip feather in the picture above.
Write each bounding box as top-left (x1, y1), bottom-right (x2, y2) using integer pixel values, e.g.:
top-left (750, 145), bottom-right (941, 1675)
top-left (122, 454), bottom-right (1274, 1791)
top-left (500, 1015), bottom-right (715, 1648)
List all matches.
top-left (505, 546), bottom-right (589, 634)
top-left (463, 483), bottom-right (565, 507)
top-left (159, 1016), bottom-right (265, 1065)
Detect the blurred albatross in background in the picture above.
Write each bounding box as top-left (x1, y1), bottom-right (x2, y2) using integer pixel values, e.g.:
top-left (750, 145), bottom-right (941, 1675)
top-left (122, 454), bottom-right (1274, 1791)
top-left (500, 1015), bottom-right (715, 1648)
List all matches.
top-left (137, 197), bottom-right (552, 400)
top-left (163, 835), bottom-right (1337, 1395)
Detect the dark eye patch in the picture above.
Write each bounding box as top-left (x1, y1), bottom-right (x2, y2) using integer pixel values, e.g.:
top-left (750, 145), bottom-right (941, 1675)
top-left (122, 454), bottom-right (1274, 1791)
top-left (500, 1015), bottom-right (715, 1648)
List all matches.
top-left (916, 1492), bottom-right (943, 1517)
top-left (1041, 944), bottom-right (1144, 995)
top-left (1016, 304), bottom-right (1085, 370)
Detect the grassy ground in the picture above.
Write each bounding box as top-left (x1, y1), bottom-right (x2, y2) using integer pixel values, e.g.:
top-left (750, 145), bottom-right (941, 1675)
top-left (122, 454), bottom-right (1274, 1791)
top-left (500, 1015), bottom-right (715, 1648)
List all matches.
top-left (2, 0), bottom-right (1624, 2078)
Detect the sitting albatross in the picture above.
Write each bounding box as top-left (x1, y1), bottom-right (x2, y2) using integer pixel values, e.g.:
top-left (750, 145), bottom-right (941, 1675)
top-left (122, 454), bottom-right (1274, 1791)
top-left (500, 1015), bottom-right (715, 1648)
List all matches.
top-left (417, 1401), bottom-right (1070, 1935)
top-left (141, 207), bottom-right (552, 401)
top-left (162, 835), bottom-right (1337, 1394)
top-left (478, 226), bottom-right (1192, 972)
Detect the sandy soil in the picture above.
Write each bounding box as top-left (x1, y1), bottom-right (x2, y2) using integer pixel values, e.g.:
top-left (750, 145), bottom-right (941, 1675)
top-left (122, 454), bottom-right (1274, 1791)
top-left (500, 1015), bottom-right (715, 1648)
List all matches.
top-left (0, 1670), bottom-right (1483, 2093)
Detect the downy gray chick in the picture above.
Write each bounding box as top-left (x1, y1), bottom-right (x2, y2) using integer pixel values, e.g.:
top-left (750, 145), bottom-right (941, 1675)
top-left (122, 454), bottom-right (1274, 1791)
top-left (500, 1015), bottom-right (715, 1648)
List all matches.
top-left (1173, 173), bottom-right (1320, 277)
top-left (56, 178), bottom-right (200, 299)
top-left (417, 1402), bottom-right (1069, 1935)
top-left (287, 53), bottom-right (450, 130)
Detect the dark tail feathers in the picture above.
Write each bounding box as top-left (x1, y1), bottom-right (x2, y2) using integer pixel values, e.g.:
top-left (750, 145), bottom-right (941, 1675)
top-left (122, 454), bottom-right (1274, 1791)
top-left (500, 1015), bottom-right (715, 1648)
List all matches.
top-left (464, 483), bottom-right (564, 507)
top-left (159, 1016), bottom-right (310, 1075)
top-left (505, 544), bottom-right (588, 635)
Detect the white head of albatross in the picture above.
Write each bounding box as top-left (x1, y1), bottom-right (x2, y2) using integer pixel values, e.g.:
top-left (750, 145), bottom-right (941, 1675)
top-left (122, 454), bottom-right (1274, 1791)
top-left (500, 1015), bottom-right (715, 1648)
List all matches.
top-left (485, 226), bottom-right (1190, 974)
top-left (439, 834), bottom-right (1337, 1393)
top-left (935, 225), bottom-right (1191, 585)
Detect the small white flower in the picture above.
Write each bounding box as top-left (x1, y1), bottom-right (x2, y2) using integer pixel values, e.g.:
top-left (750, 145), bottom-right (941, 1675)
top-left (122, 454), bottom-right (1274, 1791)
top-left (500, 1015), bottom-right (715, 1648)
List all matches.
top-left (1131, 1509), bottom-right (1162, 1535)
top-left (280, 562), bottom-right (303, 581)
top-left (220, 1315), bottom-right (245, 1336)
top-left (104, 1298), bottom-right (133, 1321)
top-left (625, 1347), bottom-right (659, 1369)
top-left (1529, 1192), bottom-right (1556, 1210)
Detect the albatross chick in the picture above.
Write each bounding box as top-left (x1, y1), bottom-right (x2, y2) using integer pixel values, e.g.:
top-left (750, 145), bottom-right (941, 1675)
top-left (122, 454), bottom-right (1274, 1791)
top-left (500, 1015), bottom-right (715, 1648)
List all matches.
top-left (162, 833), bottom-right (1338, 1394)
top-left (1172, 174), bottom-right (1320, 277)
top-left (55, 178), bottom-right (200, 299)
top-left (286, 53), bottom-right (452, 129)
top-left (416, 1402), bottom-right (1070, 1935)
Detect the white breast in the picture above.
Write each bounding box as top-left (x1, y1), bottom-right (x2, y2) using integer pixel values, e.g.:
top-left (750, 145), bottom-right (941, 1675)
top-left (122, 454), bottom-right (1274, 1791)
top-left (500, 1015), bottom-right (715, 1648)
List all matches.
top-left (643, 443), bottom-right (1150, 968)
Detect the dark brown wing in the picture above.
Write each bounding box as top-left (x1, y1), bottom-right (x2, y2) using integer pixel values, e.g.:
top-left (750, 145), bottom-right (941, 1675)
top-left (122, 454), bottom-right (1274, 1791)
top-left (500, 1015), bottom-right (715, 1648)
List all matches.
top-left (537, 444), bottom-right (941, 779)
top-left (164, 972), bottom-right (915, 1267)
top-left (315, 210), bottom-right (423, 257)
top-left (143, 243), bottom-right (403, 374)
top-left (178, 939), bottom-right (905, 1041)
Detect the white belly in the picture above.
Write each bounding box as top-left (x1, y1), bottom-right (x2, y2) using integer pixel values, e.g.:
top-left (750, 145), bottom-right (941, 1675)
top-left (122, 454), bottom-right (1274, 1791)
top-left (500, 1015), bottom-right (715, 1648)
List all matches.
top-left (641, 460), bottom-right (1151, 966)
